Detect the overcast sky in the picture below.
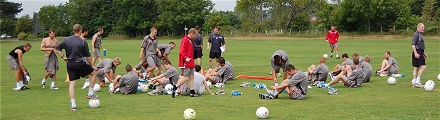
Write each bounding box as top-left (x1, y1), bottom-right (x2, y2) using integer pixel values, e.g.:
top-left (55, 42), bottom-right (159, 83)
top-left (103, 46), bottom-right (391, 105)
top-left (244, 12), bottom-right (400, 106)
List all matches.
top-left (9, 0), bottom-right (236, 17)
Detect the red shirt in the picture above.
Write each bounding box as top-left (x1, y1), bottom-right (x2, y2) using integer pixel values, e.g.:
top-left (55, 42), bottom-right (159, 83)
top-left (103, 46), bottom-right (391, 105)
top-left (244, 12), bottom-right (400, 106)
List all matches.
top-left (326, 30), bottom-right (339, 44)
top-left (178, 35), bottom-right (195, 68)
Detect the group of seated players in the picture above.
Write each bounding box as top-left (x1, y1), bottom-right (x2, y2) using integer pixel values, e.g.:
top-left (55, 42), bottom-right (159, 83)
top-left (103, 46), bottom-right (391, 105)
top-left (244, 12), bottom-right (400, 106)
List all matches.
top-left (89, 56), bottom-right (235, 97)
top-left (259, 51), bottom-right (398, 100)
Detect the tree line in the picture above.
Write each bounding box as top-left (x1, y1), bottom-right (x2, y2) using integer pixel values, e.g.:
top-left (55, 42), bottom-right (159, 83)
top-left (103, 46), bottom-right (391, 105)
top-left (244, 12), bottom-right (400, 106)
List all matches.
top-left (1, 0), bottom-right (439, 38)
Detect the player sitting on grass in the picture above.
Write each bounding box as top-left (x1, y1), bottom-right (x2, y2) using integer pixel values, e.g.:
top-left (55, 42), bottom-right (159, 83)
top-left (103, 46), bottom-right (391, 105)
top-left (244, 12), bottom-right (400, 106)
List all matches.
top-left (323, 58), bottom-right (365, 89)
top-left (361, 55), bottom-right (372, 82)
top-left (376, 51), bottom-right (398, 76)
top-left (95, 57), bottom-right (121, 87)
top-left (109, 64), bottom-right (138, 94)
top-left (132, 59), bottom-right (149, 79)
top-left (260, 64), bottom-right (308, 100)
top-left (307, 57), bottom-right (328, 86)
top-left (330, 53), bottom-right (354, 78)
top-left (147, 60), bottom-right (180, 95)
top-left (204, 57), bottom-right (233, 88)
top-left (178, 65), bottom-right (214, 96)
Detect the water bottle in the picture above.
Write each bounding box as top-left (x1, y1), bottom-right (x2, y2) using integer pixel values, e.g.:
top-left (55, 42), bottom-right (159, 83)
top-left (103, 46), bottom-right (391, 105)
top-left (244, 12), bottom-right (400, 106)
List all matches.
top-left (252, 83), bottom-right (257, 87)
top-left (103, 49), bottom-right (107, 56)
top-left (391, 74), bottom-right (405, 78)
top-left (328, 86), bottom-right (334, 91)
top-left (282, 90), bottom-right (287, 93)
top-left (231, 91), bottom-right (242, 96)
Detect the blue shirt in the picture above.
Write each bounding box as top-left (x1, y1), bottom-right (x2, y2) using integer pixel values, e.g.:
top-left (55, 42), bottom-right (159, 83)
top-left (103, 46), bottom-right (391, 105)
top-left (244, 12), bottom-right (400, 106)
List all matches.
top-left (208, 33), bottom-right (225, 53)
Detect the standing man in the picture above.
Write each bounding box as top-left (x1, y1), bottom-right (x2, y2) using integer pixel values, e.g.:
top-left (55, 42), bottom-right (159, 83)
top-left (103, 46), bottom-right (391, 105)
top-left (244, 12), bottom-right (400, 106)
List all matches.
top-left (193, 25), bottom-right (204, 67)
top-left (54, 24), bottom-right (99, 111)
top-left (207, 26), bottom-right (226, 69)
top-left (172, 28), bottom-right (197, 98)
top-left (139, 27), bottom-right (161, 79)
top-left (7, 43), bottom-right (32, 91)
top-left (325, 25), bottom-right (340, 59)
top-left (411, 23), bottom-right (428, 88)
top-left (91, 28), bottom-right (105, 65)
top-left (156, 42), bottom-right (176, 75)
top-left (40, 29), bottom-right (59, 89)
top-left (271, 50), bottom-right (290, 86)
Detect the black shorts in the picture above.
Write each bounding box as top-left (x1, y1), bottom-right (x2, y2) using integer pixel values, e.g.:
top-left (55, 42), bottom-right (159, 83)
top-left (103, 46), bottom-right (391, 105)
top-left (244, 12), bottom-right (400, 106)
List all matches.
top-left (67, 61), bottom-right (94, 81)
top-left (412, 50), bottom-right (426, 67)
top-left (193, 47), bottom-right (203, 58)
top-left (209, 52), bottom-right (221, 59)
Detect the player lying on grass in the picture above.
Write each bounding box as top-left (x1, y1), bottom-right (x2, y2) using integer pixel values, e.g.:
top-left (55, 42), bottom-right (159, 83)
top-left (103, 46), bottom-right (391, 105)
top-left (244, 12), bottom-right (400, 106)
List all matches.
top-left (204, 57), bottom-right (234, 88)
top-left (259, 64), bottom-right (308, 100)
top-left (322, 58), bottom-right (365, 88)
top-left (109, 64), bottom-right (138, 94)
top-left (306, 57), bottom-right (328, 86)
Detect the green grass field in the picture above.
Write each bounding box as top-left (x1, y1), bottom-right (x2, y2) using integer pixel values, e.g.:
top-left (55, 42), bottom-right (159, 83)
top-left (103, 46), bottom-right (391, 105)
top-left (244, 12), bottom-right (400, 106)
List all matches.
top-left (1, 37), bottom-right (439, 119)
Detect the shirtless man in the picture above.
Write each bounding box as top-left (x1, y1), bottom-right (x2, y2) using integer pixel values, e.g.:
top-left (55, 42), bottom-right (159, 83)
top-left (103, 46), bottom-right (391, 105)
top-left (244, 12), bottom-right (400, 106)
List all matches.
top-left (40, 29), bottom-right (59, 89)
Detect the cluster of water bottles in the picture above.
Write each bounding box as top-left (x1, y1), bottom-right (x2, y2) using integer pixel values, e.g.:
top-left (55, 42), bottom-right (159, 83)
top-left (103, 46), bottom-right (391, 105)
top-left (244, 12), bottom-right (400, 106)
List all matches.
top-left (253, 83), bottom-right (267, 89)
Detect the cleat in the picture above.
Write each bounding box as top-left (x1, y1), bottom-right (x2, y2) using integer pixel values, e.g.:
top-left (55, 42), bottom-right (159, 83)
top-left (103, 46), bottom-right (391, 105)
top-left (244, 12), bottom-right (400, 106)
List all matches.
top-left (336, 56), bottom-right (340, 59)
top-left (268, 72), bottom-right (272, 75)
top-left (328, 89), bottom-right (339, 95)
top-left (259, 93), bottom-right (274, 99)
top-left (86, 94), bottom-right (99, 99)
top-left (81, 82), bottom-right (90, 89)
top-left (171, 90), bottom-right (176, 98)
top-left (330, 54), bottom-right (333, 58)
top-left (148, 90), bottom-right (160, 96)
top-left (215, 89), bottom-right (225, 95)
top-left (240, 82), bottom-right (251, 87)
top-left (277, 73), bottom-right (282, 77)
top-left (13, 87), bottom-right (22, 91)
top-left (214, 83), bottom-right (225, 88)
top-left (190, 94), bottom-right (199, 97)
top-left (42, 83), bottom-right (46, 89)
top-left (50, 86), bottom-right (59, 90)
top-left (21, 86), bottom-right (30, 90)
top-left (71, 107), bottom-right (78, 111)
top-left (265, 88), bottom-right (278, 96)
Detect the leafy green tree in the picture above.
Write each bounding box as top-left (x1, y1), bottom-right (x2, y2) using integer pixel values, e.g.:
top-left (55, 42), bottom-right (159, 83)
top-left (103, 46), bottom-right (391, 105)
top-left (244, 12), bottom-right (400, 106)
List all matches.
top-left (235, 0), bottom-right (263, 31)
top-left (0, 0), bottom-right (22, 35)
top-left (15, 14), bottom-right (33, 34)
top-left (38, 4), bottom-right (70, 36)
top-left (112, 0), bottom-right (158, 36)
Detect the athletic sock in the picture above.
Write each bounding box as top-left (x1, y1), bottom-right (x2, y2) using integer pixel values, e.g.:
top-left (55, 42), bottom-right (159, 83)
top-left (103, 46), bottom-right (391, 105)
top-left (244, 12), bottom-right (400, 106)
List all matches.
top-left (330, 52), bottom-right (333, 55)
top-left (416, 77), bottom-right (421, 83)
top-left (88, 87), bottom-right (94, 95)
top-left (16, 82), bottom-right (20, 88)
top-left (190, 89), bottom-right (196, 94)
top-left (336, 54), bottom-right (339, 58)
top-left (19, 81), bottom-right (23, 87)
top-left (51, 82), bottom-right (55, 87)
top-left (274, 82), bottom-right (279, 86)
top-left (71, 99), bottom-right (76, 108)
top-left (85, 79), bottom-right (89, 82)
top-left (42, 78), bottom-right (46, 84)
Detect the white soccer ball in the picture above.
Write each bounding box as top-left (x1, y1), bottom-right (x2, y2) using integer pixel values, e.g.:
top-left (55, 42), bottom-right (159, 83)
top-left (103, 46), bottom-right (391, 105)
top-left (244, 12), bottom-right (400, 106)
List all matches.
top-left (93, 84), bottom-right (101, 92)
top-left (197, 87), bottom-right (205, 95)
top-left (424, 80), bottom-right (435, 92)
top-left (437, 74), bottom-right (440, 80)
top-left (183, 108), bottom-right (196, 119)
top-left (323, 54), bottom-right (328, 59)
top-left (140, 84), bottom-right (149, 93)
top-left (387, 77), bottom-right (396, 85)
top-left (165, 84), bottom-right (173, 94)
top-left (88, 99), bottom-right (100, 108)
top-left (206, 81), bottom-right (212, 88)
top-left (256, 106), bottom-right (269, 119)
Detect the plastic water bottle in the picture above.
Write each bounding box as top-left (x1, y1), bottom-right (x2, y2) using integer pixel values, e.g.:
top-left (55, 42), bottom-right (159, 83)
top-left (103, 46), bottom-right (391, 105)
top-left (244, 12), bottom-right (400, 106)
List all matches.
top-left (231, 91), bottom-right (242, 96)
top-left (391, 74), bottom-right (405, 78)
top-left (103, 49), bottom-right (107, 56)
top-left (328, 86), bottom-right (334, 91)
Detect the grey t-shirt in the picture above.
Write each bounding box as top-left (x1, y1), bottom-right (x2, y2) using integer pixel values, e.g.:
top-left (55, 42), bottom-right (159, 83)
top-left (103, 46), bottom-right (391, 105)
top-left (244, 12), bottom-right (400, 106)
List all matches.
top-left (93, 33), bottom-right (102, 48)
top-left (118, 71), bottom-right (139, 94)
top-left (348, 67), bottom-right (365, 86)
top-left (360, 62), bottom-right (372, 82)
top-left (271, 50), bottom-right (290, 69)
top-left (312, 63), bottom-right (329, 81)
top-left (340, 58), bottom-right (354, 70)
top-left (55, 36), bottom-right (91, 62)
top-left (217, 64), bottom-right (228, 81)
top-left (207, 33), bottom-right (225, 53)
top-left (412, 31), bottom-right (425, 51)
top-left (163, 67), bottom-right (179, 85)
top-left (388, 57), bottom-right (398, 71)
top-left (287, 70), bottom-right (308, 94)
top-left (141, 35), bottom-right (158, 56)
top-left (157, 44), bottom-right (171, 56)
top-left (134, 62), bottom-right (147, 73)
top-left (96, 58), bottom-right (115, 73)
top-left (225, 61), bottom-right (234, 80)
top-left (193, 33), bottom-right (203, 48)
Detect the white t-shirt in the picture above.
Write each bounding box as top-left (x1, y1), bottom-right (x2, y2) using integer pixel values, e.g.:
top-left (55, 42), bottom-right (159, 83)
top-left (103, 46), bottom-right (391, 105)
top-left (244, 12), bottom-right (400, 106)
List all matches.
top-left (193, 72), bottom-right (205, 91)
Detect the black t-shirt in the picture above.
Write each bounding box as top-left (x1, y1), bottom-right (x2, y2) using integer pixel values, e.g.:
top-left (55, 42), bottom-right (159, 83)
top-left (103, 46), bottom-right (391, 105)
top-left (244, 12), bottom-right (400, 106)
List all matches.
top-left (9, 45), bottom-right (26, 58)
top-left (56, 36), bottom-right (91, 62)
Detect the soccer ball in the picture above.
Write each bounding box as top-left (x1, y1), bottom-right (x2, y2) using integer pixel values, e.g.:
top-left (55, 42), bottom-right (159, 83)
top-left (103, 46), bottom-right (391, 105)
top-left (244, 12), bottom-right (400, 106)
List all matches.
top-left (206, 81), bottom-right (212, 88)
top-left (323, 54), bottom-right (328, 59)
top-left (88, 99), bottom-right (100, 108)
top-left (197, 87), bottom-right (205, 95)
top-left (424, 80), bottom-right (435, 92)
top-left (256, 106), bottom-right (269, 119)
top-left (93, 84), bottom-right (101, 92)
top-left (387, 77), bottom-right (396, 85)
top-left (183, 108), bottom-right (196, 119)
top-left (164, 84), bottom-right (173, 94)
top-left (140, 84), bottom-right (149, 93)
top-left (437, 74), bottom-right (440, 80)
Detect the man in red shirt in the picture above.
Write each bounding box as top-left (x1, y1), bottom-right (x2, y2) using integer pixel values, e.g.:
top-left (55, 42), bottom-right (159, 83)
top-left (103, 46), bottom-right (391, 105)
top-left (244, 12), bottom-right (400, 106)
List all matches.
top-left (172, 28), bottom-right (198, 98)
top-left (325, 25), bottom-right (340, 59)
